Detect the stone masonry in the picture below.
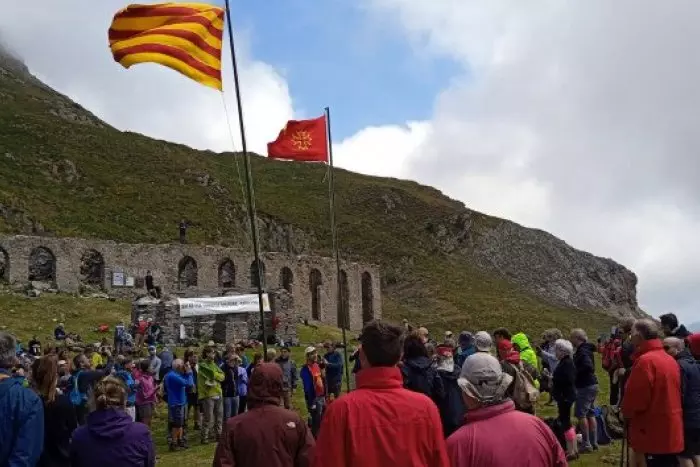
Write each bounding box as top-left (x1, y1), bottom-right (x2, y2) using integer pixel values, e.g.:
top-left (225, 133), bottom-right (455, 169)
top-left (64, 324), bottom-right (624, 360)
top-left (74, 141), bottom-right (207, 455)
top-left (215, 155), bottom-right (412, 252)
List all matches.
top-left (0, 235), bottom-right (382, 332)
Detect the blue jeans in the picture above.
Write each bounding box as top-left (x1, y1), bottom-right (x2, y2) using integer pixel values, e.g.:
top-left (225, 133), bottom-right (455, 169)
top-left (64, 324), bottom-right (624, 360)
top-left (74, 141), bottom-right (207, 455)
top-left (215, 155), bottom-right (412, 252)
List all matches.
top-left (309, 396), bottom-right (325, 438)
top-left (223, 396), bottom-right (240, 420)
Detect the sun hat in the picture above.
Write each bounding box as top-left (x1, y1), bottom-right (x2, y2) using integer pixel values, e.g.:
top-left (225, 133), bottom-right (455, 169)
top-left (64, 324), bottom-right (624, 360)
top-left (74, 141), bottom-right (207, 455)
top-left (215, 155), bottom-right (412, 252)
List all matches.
top-left (474, 331), bottom-right (493, 352)
top-left (457, 352), bottom-right (513, 404)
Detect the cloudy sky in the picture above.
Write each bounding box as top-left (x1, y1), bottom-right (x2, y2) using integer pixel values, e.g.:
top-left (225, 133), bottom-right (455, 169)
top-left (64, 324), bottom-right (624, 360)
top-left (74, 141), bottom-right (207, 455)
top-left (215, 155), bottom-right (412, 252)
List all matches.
top-left (2, 0), bottom-right (700, 323)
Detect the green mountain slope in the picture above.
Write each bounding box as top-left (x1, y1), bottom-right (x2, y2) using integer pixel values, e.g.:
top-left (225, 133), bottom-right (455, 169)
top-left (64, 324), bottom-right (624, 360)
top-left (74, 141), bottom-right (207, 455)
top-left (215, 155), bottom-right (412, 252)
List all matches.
top-left (0, 47), bottom-right (624, 337)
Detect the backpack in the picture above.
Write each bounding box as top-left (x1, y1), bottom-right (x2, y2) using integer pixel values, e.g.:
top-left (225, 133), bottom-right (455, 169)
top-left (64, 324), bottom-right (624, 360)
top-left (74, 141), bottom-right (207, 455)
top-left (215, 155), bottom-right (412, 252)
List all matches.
top-left (602, 339), bottom-right (622, 372)
top-left (512, 363), bottom-right (540, 412)
top-left (602, 405), bottom-right (624, 439)
top-left (594, 407), bottom-right (612, 445)
top-left (70, 371), bottom-right (88, 406)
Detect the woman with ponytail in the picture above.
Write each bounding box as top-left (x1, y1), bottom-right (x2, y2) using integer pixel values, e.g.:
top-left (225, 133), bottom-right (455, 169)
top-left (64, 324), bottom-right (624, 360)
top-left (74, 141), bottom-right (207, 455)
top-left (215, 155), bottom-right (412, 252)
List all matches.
top-left (32, 355), bottom-right (78, 467)
top-left (70, 376), bottom-right (155, 467)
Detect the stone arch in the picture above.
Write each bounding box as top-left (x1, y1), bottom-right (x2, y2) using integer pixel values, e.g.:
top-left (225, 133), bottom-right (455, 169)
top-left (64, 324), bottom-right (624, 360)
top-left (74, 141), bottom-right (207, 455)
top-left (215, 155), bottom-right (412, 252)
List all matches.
top-left (0, 246), bottom-right (8, 282)
top-left (213, 318), bottom-right (227, 343)
top-left (28, 246), bottom-right (56, 283)
top-left (362, 271), bottom-right (374, 324)
top-left (218, 258), bottom-right (236, 288)
top-left (309, 268), bottom-right (323, 321)
top-left (178, 256), bottom-right (198, 289)
top-left (337, 269), bottom-right (350, 329)
top-left (280, 267), bottom-right (294, 292)
top-left (250, 259), bottom-right (266, 289)
top-left (80, 249), bottom-right (105, 286)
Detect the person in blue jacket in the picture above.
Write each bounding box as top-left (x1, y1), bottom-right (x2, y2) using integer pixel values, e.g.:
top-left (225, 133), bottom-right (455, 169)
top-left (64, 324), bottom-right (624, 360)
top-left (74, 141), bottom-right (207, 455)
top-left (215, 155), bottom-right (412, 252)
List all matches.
top-left (164, 359), bottom-right (194, 451)
top-left (0, 331), bottom-right (44, 467)
top-left (115, 357), bottom-right (138, 422)
top-left (323, 341), bottom-right (344, 399)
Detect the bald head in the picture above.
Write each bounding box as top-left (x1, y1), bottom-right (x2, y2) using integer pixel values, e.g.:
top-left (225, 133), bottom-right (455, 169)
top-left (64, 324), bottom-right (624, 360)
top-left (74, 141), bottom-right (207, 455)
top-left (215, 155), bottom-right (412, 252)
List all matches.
top-left (664, 337), bottom-right (685, 357)
top-left (172, 358), bottom-right (184, 372)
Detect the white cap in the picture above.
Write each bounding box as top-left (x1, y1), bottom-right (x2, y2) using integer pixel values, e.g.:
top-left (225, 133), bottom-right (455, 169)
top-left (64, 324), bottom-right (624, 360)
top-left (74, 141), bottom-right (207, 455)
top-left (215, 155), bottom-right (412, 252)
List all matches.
top-left (305, 346), bottom-right (316, 355)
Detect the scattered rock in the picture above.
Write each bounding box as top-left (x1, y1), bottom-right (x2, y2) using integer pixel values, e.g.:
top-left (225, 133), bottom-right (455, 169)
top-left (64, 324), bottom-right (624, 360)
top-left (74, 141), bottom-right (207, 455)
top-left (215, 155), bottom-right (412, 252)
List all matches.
top-left (89, 292), bottom-right (110, 299)
top-left (26, 289), bottom-right (41, 298)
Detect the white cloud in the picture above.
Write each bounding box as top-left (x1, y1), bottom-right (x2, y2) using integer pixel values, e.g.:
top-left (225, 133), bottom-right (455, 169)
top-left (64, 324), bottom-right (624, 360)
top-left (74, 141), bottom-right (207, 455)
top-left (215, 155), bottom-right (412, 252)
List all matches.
top-left (357, 0), bottom-right (700, 322)
top-left (0, 1), bottom-right (293, 153)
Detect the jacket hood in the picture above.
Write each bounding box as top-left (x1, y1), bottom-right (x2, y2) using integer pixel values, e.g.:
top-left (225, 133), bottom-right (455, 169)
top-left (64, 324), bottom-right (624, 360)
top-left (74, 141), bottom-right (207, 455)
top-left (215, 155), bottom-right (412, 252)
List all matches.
top-left (86, 408), bottom-right (133, 439)
top-left (577, 341), bottom-right (597, 356)
top-left (0, 374), bottom-right (22, 403)
top-left (677, 349), bottom-right (696, 364)
top-left (511, 333), bottom-right (531, 351)
top-left (404, 355), bottom-right (433, 370)
top-left (248, 363), bottom-right (282, 407)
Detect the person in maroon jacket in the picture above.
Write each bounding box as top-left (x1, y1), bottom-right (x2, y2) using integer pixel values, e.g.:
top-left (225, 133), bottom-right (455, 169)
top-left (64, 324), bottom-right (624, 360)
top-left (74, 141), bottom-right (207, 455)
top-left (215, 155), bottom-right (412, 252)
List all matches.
top-left (213, 363), bottom-right (314, 467)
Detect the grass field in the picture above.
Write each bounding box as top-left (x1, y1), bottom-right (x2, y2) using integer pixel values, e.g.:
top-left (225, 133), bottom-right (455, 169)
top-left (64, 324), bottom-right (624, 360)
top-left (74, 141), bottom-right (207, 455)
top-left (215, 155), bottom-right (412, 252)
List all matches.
top-left (3, 293), bottom-right (623, 466)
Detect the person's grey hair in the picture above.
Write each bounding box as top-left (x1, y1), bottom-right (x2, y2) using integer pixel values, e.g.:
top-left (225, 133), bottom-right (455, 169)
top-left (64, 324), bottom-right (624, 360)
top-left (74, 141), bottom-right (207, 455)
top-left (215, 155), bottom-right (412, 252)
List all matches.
top-left (571, 328), bottom-right (588, 342)
top-left (664, 337), bottom-right (685, 352)
top-left (634, 319), bottom-right (660, 341)
top-left (554, 339), bottom-right (574, 357)
top-left (0, 332), bottom-right (17, 369)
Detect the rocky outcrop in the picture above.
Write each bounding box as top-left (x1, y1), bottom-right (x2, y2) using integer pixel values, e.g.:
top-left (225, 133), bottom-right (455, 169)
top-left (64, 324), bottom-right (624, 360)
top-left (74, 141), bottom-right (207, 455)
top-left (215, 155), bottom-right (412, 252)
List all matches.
top-left (431, 211), bottom-right (643, 318)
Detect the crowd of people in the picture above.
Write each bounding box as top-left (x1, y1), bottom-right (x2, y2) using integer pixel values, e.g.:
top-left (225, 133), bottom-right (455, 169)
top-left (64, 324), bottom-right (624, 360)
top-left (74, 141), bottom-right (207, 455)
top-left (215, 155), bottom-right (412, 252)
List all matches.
top-left (2, 312), bottom-right (700, 467)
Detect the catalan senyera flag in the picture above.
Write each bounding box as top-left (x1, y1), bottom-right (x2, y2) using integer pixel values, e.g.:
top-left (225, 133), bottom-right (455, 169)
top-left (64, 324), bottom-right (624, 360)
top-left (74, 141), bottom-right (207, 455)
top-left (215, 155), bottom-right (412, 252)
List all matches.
top-left (267, 116), bottom-right (329, 163)
top-left (108, 3), bottom-right (225, 90)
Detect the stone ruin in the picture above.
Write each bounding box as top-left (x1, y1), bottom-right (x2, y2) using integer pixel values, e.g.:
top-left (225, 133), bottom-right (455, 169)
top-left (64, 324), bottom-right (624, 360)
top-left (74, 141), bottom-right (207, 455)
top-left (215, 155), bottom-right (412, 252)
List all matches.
top-left (0, 235), bottom-right (382, 332)
top-left (131, 288), bottom-right (297, 345)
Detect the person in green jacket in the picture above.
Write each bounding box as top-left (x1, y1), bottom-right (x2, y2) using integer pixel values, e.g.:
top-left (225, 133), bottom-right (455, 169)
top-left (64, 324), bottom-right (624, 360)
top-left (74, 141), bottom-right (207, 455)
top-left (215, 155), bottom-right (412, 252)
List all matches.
top-left (198, 346), bottom-right (225, 444)
top-left (512, 332), bottom-right (540, 389)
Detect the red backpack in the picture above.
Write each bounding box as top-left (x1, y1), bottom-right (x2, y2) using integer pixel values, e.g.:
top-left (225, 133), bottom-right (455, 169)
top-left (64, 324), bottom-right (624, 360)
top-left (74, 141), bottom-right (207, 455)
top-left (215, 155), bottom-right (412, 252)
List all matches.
top-left (602, 338), bottom-right (622, 371)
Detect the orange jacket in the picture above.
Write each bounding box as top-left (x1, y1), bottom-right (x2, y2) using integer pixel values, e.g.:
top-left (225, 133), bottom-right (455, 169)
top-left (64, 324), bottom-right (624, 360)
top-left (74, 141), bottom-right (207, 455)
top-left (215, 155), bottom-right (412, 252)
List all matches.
top-left (312, 367), bottom-right (449, 467)
top-left (622, 339), bottom-right (684, 454)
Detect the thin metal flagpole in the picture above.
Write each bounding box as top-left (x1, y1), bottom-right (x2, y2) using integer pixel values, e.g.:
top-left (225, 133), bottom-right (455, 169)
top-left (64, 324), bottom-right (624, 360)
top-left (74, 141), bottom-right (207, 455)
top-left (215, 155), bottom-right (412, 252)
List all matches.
top-left (325, 106), bottom-right (351, 393)
top-left (224, 0), bottom-right (268, 356)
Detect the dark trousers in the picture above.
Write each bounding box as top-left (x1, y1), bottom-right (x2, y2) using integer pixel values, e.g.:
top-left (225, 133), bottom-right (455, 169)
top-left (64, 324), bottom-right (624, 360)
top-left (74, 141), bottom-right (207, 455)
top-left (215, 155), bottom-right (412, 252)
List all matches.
top-left (645, 454), bottom-right (679, 467)
top-left (609, 372), bottom-right (619, 406)
top-left (557, 400), bottom-right (573, 432)
top-left (238, 395), bottom-right (247, 414)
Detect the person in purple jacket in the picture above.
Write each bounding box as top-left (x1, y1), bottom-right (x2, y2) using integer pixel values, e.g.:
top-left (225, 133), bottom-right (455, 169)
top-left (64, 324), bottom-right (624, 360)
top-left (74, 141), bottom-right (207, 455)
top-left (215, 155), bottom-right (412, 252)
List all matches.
top-left (70, 376), bottom-right (155, 467)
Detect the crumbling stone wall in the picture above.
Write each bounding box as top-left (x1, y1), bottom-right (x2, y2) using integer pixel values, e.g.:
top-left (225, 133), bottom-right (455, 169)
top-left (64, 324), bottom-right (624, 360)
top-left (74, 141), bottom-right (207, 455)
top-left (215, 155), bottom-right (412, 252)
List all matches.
top-left (131, 288), bottom-right (297, 344)
top-left (0, 235), bottom-right (381, 330)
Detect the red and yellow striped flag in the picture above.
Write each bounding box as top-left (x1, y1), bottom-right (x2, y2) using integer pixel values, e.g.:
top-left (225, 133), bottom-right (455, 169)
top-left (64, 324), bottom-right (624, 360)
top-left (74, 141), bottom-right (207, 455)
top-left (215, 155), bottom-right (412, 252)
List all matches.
top-left (108, 3), bottom-right (225, 90)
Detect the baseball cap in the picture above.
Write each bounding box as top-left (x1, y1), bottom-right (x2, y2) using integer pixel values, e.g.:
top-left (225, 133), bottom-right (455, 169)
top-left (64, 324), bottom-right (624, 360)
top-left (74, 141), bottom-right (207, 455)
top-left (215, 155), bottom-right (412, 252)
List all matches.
top-left (305, 346), bottom-right (316, 355)
top-left (436, 344), bottom-right (454, 358)
top-left (457, 353), bottom-right (512, 403)
top-left (445, 330), bottom-right (454, 338)
top-left (474, 331), bottom-right (493, 352)
top-left (148, 345), bottom-right (156, 351)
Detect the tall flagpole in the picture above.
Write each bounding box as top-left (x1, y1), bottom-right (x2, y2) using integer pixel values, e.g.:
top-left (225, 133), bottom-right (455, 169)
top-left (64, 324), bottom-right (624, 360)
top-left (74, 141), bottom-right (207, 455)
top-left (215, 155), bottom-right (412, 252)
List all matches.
top-left (224, 0), bottom-right (268, 356)
top-left (325, 107), bottom-right (351, 393)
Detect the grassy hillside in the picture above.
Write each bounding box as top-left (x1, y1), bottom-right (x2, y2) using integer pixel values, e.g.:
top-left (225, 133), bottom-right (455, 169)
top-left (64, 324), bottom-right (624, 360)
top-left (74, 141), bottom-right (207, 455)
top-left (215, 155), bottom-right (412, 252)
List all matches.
top-left (0, 54), bottom-right (616, 336)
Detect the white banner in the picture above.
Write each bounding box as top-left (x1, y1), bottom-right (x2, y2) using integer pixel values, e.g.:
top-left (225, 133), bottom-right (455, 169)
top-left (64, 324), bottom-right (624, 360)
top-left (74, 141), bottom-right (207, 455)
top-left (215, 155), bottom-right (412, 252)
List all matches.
top-left (178, 294), bottom-right (271, 317)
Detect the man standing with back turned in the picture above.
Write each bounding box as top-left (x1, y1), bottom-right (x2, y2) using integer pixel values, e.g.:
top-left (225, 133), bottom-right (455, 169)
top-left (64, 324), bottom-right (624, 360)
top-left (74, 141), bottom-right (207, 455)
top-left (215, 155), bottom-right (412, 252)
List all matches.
top-left (313, 320), bottom-right (449, 467)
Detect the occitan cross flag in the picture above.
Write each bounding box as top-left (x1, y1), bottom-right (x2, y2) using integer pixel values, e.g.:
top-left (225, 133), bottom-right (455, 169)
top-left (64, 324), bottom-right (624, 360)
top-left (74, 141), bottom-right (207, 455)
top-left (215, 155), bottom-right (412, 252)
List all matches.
top-left (108, 2), bottom-right (225, 90)
top-left (267, 117), bottom-right (329, 163)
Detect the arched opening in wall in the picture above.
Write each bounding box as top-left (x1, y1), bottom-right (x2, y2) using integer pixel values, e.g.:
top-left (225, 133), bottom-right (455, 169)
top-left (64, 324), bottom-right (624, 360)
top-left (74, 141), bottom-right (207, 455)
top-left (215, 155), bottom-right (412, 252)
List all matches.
top-left (28, 246), bottom-right (56, 283)
top-left (0, 247), bottom-right (8, 283)
top-left (309, 268), bottom-right (323, 321)
top-left (280, 267), bottom-right (294, 292)
top-left (178, 256), bottom-right (198, 289)
top-left (362, 272), bottom-right (374, 324)
top-left (250, 259), bottom-right (265, 289)
top-left (213, 318), bottom-right (227, 343)
top-left (337, 270), bottom-right (349, 329)
top-left (218, 259), bottom-right (236, 288)
top-left (80, 249), bottom-right (105, 287)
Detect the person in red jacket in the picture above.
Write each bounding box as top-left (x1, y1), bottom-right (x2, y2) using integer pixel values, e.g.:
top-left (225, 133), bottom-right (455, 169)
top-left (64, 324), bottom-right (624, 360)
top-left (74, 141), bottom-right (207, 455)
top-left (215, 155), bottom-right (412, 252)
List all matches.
top-left (622, 319), bottom-right (684, 467)
top-left (312, 320), bottom-right (449, 467)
